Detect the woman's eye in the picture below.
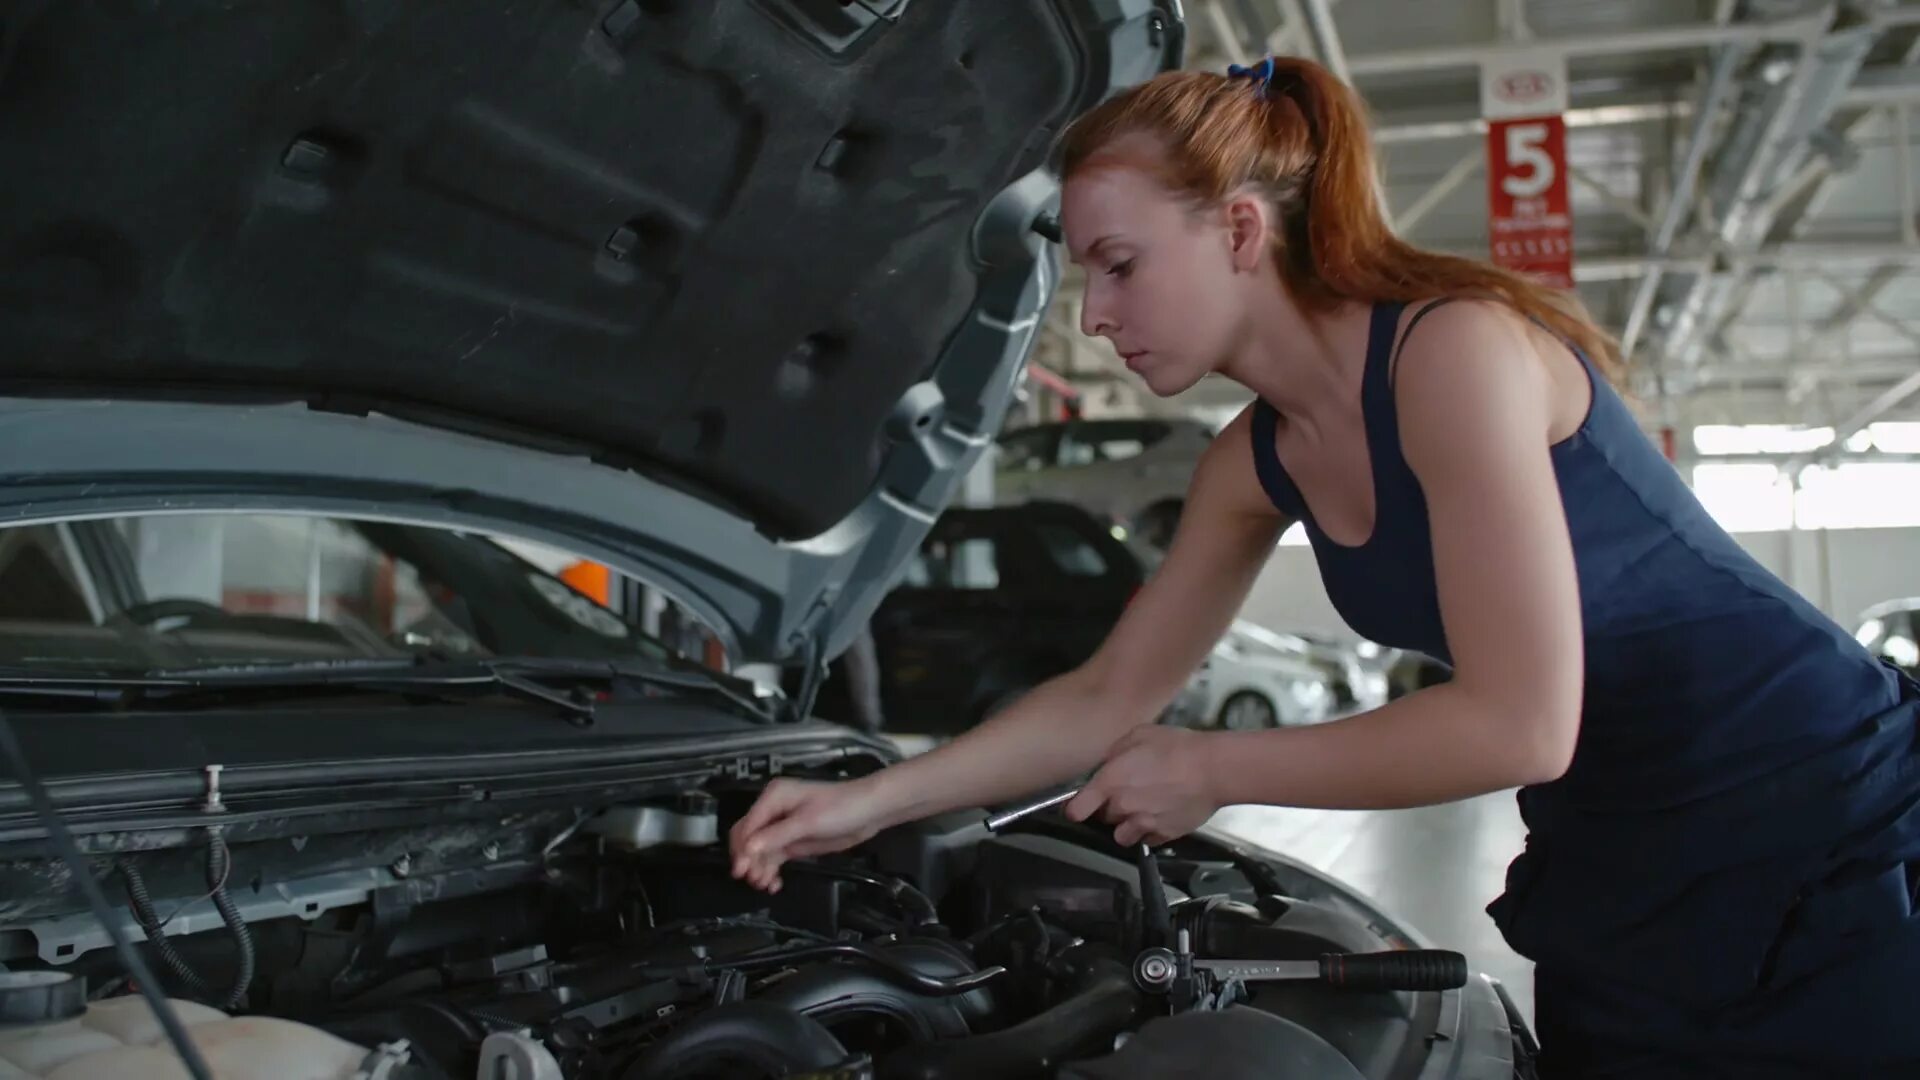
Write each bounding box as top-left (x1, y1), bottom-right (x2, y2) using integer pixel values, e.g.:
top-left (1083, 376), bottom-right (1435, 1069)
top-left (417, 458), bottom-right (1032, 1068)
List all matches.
top-left (1107, 259), bottom-right (1135, 279)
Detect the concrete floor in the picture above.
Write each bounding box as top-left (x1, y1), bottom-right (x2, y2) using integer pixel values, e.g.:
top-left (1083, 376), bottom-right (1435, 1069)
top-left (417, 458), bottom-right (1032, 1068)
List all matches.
top-left (1207, 791), bottom-right (1536, 1024)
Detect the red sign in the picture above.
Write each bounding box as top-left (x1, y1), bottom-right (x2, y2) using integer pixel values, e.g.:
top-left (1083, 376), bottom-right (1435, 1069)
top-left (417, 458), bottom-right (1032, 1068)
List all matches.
top-left (1487, 115), bottom-right (1573, 289)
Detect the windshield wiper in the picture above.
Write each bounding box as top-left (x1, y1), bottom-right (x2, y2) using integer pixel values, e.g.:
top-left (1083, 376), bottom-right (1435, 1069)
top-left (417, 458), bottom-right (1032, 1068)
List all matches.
top-left (0, 657), bottom-right (779, 726)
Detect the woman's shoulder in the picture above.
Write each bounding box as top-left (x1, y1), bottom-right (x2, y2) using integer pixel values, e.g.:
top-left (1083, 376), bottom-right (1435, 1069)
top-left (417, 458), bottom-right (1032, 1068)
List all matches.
top-left (1189, 405), bottom-right (1292, 523)
top-left (1388, 295), bottom-right (1591, 445)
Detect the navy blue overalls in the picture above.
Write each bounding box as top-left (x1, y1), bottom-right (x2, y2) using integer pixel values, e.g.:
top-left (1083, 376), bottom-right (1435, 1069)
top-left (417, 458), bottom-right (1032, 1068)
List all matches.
top-left (1248, 299), bottom-right (1920, 1078)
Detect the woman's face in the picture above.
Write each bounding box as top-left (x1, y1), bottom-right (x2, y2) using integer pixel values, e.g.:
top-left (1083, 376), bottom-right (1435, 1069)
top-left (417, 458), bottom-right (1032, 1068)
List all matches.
top-left (1061, 147), bottom-right (1256, 397)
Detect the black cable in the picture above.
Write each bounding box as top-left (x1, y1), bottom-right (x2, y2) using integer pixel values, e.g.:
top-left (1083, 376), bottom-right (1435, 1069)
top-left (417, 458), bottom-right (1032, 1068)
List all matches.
top-left (205, 834), bottom-right (255, 1010)
top-left (0, 708), bottom-right (215, 1080)
top-left (120, 860), bottom-right (223, 999)
top-left (117, 833), bottom-right (253, 1009)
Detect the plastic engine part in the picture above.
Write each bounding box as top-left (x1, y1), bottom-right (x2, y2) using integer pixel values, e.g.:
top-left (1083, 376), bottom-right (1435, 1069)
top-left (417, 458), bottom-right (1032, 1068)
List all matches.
top-left (581, 800), bottom-right (718, 850)
top-left (0, 994), bottom-right (376, 1079)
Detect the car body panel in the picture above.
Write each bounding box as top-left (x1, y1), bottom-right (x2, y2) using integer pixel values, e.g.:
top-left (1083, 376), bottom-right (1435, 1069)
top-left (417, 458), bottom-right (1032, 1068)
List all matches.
top-left (0, 1), bottom-right (1185, 669)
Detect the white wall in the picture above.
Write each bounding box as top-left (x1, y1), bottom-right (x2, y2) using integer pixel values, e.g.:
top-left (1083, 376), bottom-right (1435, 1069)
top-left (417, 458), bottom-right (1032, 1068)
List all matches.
top-left (1238, 526), bottom-right (1920, 642)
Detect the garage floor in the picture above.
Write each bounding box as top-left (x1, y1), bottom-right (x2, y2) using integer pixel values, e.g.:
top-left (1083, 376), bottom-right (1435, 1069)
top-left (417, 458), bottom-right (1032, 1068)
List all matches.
top-left (1207, 792), bottom-right (1536, 1024)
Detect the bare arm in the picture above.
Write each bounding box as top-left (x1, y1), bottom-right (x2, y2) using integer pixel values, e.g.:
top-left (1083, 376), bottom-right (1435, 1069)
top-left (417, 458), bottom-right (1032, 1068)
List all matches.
top-left (861, 411), bottom-right (1289, 828)
top-left (1200, 304), bottom-right (1586, 810)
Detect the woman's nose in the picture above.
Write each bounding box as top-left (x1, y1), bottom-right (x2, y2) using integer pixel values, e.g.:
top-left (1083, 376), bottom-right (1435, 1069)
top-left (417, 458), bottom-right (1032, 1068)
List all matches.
top-left (1079, 293), bottom-right (1114, 339)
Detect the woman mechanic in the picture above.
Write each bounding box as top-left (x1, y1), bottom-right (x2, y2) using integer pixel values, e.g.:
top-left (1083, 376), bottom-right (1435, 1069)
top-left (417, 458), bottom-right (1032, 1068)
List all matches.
top-left (730, 56), bottom-right (1920, 1077)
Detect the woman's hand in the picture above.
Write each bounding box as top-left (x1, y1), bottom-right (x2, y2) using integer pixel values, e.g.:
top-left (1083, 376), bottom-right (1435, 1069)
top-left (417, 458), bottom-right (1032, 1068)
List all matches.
top-left (1063, 724), bottom-right (1225, 847)
top-left (728, 778), bottom-right (889, 893)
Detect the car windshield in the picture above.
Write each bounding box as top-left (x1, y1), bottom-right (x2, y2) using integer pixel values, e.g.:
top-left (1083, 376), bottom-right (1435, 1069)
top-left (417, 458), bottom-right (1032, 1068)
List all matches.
top-left (0, 513), bottom-right (704, 675)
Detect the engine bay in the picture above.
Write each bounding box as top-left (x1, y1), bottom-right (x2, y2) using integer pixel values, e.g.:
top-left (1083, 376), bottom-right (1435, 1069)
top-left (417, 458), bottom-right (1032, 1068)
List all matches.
top-left (0, 777), bottom-right (1515, 1079)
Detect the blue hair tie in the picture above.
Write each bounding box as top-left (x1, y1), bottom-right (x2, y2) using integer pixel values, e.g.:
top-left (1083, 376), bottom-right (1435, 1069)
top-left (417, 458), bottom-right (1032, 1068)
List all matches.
top-left (1227, 56), bottom-right (1277, 98)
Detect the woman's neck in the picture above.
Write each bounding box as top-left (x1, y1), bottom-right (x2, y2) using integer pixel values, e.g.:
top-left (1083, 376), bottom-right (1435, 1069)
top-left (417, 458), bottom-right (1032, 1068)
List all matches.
top-left (1221, 296), bottom-right (1374, 425)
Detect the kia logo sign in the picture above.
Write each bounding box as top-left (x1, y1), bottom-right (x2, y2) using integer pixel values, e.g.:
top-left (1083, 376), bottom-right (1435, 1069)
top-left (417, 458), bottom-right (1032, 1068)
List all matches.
top-left (1495, 70), bottom-right (1555, 104)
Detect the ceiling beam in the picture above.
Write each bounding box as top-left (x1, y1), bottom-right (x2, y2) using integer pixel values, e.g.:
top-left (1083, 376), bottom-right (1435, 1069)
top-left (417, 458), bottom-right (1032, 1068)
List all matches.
top-left (1393, 148), bottom-right (1481, 235)
top-left (1297, 0), bottom-right (1353, 86)
top-left (1372, 67), bottom-right (1920, 145)
top-left (1617, 26), bottom-right (1748, 364)
top-left (1345, 9), bottom-right (1834, 78)
top-left (1663, 10), bottom-right (1884, 373)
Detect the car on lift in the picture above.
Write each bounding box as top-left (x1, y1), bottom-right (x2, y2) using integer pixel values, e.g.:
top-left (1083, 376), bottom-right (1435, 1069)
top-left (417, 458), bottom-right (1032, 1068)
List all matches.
top-left (0, 4), bottom-right (1534, 1078)
top-left (992, 417), bottom-right (1218, 550)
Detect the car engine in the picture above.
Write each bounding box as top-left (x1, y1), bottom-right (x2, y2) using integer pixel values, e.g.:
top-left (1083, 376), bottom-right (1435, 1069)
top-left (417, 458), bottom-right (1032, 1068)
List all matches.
top-left (0, 783), bottom-right (1500, 1080)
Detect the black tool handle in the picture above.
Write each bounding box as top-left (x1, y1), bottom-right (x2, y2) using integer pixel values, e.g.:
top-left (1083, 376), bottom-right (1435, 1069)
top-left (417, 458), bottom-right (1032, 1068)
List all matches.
top-left (1134, 843), bottom-right (1173, 949)
top-left (1319, 950), bottom-right (1468, 991)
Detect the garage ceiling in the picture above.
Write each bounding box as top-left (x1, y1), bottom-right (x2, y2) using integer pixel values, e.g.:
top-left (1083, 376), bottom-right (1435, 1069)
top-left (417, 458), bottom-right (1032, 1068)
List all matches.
top-left (1032, 0), bottom-right (1920, 465)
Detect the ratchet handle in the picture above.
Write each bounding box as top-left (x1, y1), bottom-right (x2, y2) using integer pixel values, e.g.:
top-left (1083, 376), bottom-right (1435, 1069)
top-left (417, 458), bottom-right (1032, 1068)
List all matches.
top-left (1320, 950), bottom-right (1468, 992)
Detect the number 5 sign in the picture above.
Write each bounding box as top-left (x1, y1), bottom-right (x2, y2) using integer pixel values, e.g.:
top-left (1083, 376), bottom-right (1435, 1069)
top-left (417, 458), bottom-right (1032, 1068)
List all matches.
top-left (1482, 51), bottom-right (1574, 289)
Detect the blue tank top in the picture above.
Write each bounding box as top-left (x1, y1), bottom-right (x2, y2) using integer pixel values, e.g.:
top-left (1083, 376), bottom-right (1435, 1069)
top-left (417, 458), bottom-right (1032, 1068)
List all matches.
top-left (1248, 299), bottom-right (1920, 1019)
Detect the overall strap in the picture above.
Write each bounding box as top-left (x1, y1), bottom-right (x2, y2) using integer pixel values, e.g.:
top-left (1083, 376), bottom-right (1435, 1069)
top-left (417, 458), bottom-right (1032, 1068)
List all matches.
top-left (1363, 298), bottom-right (1457, 460)
top-left (1248, 397), bottom-right (1305, 519)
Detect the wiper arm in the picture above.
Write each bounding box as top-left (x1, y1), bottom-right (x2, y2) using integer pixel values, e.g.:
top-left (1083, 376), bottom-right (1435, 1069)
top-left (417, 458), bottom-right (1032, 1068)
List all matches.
top-left (609, 662), bottom-right (778, 724)
top-left (0, 659), bottom-right (598, 724)
top-left (468, 663), bottom-right (599, 725)
top-left (0, 656), bottom-right (777, 725)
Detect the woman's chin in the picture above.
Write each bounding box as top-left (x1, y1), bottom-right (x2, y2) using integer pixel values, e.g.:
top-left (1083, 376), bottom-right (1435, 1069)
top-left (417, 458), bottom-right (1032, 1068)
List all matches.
top-left (1139, 365), bottom-right (1206, 398)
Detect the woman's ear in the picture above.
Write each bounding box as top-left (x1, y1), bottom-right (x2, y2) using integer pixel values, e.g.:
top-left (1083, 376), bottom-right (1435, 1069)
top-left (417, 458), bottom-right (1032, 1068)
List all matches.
top-left (1223, 194), bottom-right (1271, 273)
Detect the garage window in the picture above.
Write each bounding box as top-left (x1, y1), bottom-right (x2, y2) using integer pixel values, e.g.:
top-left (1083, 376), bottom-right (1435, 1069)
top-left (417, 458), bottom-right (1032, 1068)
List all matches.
top-left (1691, 462), bottom-right (1920, 532)
top-left (1691, 464), bottom-right (1795, 533)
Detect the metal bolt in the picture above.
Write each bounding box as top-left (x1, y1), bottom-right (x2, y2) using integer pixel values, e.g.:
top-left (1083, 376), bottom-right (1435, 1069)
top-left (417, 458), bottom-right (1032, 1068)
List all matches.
top-left (391, 854), bottom-right (412, 879)
top-left (202, 765), bottom-right (226, 813)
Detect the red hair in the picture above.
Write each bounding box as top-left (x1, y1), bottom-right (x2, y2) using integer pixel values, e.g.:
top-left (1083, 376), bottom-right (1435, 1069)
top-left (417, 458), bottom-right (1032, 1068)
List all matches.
top-left (1058, 58), bottom-right (1625, 386)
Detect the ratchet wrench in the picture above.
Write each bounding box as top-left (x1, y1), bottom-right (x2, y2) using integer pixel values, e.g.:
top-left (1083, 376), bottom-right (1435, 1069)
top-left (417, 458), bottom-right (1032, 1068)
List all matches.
top-left (982, 788), bottom-right (1081, 832)
top-left (1131, 927), bottom-right (1469, 1008)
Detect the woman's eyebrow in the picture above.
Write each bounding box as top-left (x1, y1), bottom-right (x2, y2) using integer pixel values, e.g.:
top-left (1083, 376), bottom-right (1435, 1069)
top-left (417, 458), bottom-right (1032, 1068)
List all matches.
top-left (1070, 234), bottom-right (1124, 265)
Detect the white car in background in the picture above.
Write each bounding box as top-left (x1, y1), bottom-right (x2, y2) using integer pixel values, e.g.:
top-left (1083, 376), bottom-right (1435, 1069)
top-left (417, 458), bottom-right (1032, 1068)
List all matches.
top-left (1179, 620), bottom-right (1341, 730)
top-left (992, 417), bottom-right (1216, 549)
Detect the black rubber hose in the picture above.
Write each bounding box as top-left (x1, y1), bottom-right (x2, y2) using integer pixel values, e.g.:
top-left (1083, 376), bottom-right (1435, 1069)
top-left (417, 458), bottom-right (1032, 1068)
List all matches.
top-left (118, 835), bottom-right (255, 1010)
top-left (120, 860), bottom-right (222, 999)
top-left (617, 1001), bottom-right (855, 1080)
top-left (878, 948), bottom-right (1150, 1080)
top-left (0, 708), bottom-right (216, 1080)
top-left (205, 834), bottom-right (255, 1010)
top-left (753, 940), bottom-right (1001, 1042)
top-left (707, 940), bottom-right (1007, 997)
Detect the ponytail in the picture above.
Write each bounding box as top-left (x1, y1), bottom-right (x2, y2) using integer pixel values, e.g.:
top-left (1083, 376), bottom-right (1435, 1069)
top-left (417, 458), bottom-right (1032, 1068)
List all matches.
top-left (1059, 58), bottom-right (1625, 387)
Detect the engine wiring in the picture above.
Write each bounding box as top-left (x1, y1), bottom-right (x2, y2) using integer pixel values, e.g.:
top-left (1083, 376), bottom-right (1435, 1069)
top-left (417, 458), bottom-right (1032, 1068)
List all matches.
top-left (0, 707), bottom-right (216, 1080)
top-left (118, 829), bottom-right (256, 1010)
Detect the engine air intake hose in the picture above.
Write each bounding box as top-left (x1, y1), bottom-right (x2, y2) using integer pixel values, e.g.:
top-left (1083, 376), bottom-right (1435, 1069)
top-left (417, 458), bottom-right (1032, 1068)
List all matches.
top-left (618, 1001), bottom-right (855, 1080)
top-left (753, 939), bottom-right (1000, 1042)
top-left (877, 945), bottom-right (1148, 1080)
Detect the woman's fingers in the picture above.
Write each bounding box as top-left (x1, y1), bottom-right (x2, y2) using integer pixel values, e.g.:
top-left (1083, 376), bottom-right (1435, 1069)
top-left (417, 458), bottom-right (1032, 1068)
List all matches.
top-left (731, 782), bottom-right (802, 854)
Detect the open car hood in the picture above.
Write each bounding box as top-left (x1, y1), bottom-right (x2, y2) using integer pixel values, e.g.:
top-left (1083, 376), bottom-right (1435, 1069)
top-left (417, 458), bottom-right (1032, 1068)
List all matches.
top-left (0, 1), bottom-right (1183, 672)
